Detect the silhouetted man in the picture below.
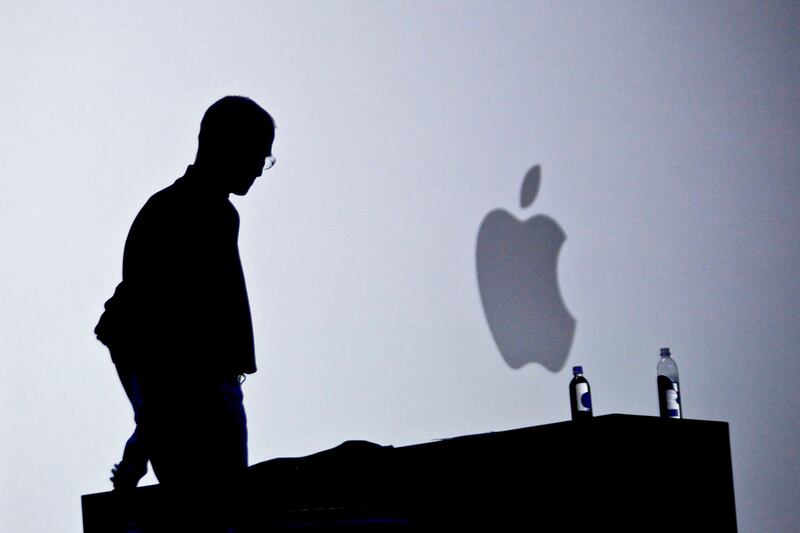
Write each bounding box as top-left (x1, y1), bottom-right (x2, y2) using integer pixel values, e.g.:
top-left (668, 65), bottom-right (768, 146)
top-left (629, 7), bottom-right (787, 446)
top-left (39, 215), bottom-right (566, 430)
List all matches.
top-left (95, 96), bottom-right (275, 491)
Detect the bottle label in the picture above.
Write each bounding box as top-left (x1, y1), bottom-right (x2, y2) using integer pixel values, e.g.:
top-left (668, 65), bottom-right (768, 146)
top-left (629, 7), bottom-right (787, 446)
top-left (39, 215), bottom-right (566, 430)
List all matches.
top-left (575, 382), bottom-right (591, 411)
top-left (666, 382), bottom-right (681, 418)
top-left (658, 376), bottom-right (681, 418)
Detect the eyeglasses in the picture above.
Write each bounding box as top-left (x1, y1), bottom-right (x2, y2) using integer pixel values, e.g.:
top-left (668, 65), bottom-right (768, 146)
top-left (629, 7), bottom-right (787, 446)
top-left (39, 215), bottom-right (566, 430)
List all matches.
top-left (264, 155), bottom-right (276, 171)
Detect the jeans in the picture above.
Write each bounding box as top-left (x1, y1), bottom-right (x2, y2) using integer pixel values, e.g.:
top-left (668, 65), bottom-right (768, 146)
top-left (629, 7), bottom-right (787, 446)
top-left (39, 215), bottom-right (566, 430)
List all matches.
top-left (113, 356), bottom-right (248, 488)
top-left (114, 361), bottom-right (149, 483)
top-left (142, 372), bottom-right (249, 486)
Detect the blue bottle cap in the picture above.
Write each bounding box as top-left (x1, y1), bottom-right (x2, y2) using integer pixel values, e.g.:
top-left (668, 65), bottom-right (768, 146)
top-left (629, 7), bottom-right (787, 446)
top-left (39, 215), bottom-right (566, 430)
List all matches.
top-left (572, 366), bottom-right (583, 375)
top-left (660, 347), bottom-right (671, 357)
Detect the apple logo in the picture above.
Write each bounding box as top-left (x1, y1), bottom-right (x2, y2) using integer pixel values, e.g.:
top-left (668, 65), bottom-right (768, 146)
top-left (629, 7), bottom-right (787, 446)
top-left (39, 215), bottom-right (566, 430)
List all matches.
top-left (476, 165), bottom-right (575, 371)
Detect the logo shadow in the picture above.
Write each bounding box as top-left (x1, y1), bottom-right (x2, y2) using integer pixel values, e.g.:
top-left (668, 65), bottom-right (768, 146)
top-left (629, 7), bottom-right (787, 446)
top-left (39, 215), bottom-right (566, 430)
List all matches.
top-left (476, 165), bottom-right (576, 371)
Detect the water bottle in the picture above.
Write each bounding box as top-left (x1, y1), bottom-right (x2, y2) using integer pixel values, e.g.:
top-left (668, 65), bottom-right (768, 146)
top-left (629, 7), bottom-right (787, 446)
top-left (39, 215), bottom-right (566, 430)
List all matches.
top-left (569, 366), bottom-right (593, 420)
top-left (657, 347), bottom-right (682, 419)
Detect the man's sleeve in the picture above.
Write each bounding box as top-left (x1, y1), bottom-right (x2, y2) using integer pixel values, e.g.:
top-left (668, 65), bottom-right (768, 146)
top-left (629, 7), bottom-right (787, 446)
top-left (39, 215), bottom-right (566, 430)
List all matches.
top-left (94, 282), bottom-right (125, 348)
top-left (94, 195), bottom-right (169, 361)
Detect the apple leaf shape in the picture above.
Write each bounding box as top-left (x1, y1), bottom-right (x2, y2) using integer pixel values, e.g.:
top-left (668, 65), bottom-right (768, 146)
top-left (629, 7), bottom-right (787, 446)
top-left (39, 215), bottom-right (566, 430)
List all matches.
top-left (520, 165), bottom-right (541, 209)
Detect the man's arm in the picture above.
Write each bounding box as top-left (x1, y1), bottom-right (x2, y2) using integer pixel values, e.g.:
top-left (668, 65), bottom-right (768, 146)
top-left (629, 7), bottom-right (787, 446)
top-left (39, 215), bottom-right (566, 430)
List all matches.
top-left (94, 194), bottom-right (173, 365)
top-left (94, 282), bottom-right (125, 348)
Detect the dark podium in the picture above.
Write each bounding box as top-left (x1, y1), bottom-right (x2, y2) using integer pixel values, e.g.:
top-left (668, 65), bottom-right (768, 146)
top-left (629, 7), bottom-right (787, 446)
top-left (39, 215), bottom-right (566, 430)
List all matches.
top-left (82, 414), bottom-right (737, 531)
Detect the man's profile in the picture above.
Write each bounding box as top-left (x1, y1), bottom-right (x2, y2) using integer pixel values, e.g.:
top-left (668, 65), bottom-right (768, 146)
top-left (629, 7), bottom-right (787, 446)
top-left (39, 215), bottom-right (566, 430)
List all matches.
top-left (94, 96), bottom-right (275, 490)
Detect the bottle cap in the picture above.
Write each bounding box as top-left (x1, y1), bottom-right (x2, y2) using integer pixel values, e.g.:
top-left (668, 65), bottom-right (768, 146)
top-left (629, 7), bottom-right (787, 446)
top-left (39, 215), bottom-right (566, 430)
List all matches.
top-left (660, 347), bottom-right (671, 357)
top-left (572, 366), bottom-right (583, 375)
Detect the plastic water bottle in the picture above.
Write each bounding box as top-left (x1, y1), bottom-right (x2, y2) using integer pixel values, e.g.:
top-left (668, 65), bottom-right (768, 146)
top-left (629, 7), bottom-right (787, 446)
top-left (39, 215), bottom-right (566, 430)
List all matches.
top-left (569, 366), bottom-right (593, 420)
top-left (657, 348), bottom-right (682, 419)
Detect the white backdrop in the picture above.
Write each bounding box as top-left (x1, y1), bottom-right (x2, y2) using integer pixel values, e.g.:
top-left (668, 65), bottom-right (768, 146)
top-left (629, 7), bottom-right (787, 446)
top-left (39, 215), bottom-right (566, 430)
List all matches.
top-left (1, 2), bottom-right (798, 532)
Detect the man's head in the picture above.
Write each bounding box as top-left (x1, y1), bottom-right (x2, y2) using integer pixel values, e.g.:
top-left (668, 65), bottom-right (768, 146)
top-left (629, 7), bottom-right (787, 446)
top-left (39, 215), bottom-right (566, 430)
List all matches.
top-left (195, 96), bottom-right (276, 196)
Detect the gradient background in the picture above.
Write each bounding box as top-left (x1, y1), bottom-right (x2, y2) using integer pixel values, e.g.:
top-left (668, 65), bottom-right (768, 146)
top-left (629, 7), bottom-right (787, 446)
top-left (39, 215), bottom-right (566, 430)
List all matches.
top-left (2, 2), bottom-right (799, 531)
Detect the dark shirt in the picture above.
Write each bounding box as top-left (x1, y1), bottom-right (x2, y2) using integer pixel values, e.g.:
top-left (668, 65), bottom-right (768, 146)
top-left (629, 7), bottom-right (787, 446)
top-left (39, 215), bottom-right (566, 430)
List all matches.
top-left (95, 165), bottom-right (256, 377)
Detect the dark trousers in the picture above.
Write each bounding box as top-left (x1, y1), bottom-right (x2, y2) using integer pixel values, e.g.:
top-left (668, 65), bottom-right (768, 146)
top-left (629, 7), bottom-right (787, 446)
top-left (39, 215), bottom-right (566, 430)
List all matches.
top-left (137, 373), bottom-right (247, 486)
top-left (113, 360), bottom-right (149, 482)
top-left (140, 372), bottom-right (249, 531)
top-left (113, 352), bottom-right (248, 487)
top-left (140, 372), bottom-right (249, 486)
